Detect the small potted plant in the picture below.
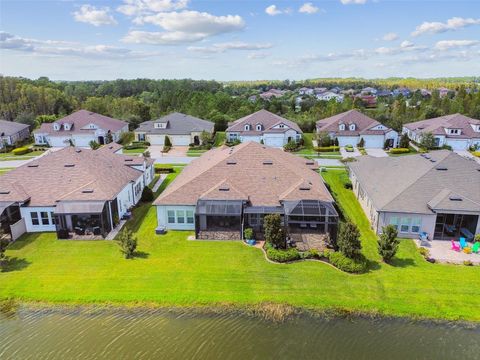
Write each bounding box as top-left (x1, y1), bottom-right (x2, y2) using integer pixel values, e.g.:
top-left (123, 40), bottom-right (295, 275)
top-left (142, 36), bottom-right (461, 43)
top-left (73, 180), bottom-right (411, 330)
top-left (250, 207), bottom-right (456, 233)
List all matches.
top-left (244, 228), bottom-right (255, 245)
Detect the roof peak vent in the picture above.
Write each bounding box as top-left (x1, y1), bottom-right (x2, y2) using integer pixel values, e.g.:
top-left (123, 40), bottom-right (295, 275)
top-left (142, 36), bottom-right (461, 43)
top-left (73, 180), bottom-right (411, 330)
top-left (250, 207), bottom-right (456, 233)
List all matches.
top-left (82, 189), bottom-right (94, 193)
top-left (263, 160), bottom-right (273, 165)
top-left (435, 166), bottom-right (448, 171)
top-left (64, 164), bottom-right (75, 167)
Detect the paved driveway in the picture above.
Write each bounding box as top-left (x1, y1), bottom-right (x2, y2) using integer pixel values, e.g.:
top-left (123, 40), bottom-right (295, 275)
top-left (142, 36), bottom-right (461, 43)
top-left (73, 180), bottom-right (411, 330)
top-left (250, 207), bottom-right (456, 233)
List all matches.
top-left (365, 148), bottom-right (388, 157)
top-left (316, 158), bottom-right (343, 167)
top-left (148, 145), bottom-right (189, 159)
top-left (340, 147), bottom-right (361, 158)
top-left (455, 150), bottom-right (480, 164)
top-left (155, 157), bottom-right (193, 164)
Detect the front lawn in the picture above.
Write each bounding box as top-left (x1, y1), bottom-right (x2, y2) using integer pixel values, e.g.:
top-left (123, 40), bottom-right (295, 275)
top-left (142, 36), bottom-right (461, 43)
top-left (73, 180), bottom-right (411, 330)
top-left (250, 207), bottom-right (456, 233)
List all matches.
top-left (122, 148), bottom-right (146, 155)
top-left (1, 170), bottom-right (479, 321)
top-left (0, 150), bottom-right (45, 161)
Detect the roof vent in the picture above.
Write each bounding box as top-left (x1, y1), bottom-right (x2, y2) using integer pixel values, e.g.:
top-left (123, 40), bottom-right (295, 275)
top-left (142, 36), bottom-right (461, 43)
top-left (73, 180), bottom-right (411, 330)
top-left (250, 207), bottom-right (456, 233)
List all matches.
top-left (305, 160), bottom-right (315, 165)
top-left (299, 186), bottom-right (311, 191)
top-left (449, 196), bottom-right (462, 201)
top-left (125, 159), bottom-right (133, 162)
top-left (226, 160), bottom-right (237, 165)
top-left (263, 160), bottom-right (273, 165)
top-left (28, 164), bottom-right (39, 168)
top-left (82, 189), bottom-right (94, 193)
top-left (219, 186), bottom-right (230, 192)
top-left (0, 190), bottom-right (10, 195)
top-left (64, 164), bottom-right (75, 167)
top-left (435, 166), bottom-right (448, 171)
top-left (430, 159), bottom-right (436, 163)
top-left (75, 149), bottom-right (82, 153)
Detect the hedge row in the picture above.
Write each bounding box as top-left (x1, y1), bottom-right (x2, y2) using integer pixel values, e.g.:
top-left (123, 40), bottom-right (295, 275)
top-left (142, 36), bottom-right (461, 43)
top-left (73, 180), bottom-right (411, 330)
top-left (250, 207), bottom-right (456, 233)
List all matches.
top-left (124, 144), bottom-right (148, 150)
top-left (389, 148), bottom-right (410, 154)
top-left (12, 147), bottom-right (31, 155)
top-left (314, 146), bottom-right (340, 152)
top-left (154, 164), bottom-right (174, 173)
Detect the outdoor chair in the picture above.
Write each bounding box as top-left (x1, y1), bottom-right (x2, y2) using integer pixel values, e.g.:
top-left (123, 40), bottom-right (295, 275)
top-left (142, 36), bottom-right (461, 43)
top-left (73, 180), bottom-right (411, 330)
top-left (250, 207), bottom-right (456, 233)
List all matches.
top-left (451, 239), bottom-right (460, 252)
top-left (459, 237), bottom-right (467, 250)
top-left (472, 242), bottom-right (480, 254)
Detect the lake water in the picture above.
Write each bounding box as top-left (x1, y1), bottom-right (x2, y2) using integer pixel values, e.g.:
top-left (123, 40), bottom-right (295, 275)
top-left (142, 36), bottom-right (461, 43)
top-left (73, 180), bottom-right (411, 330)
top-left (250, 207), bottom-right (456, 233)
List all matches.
top-left (1, 307), bottom-right (479, 359)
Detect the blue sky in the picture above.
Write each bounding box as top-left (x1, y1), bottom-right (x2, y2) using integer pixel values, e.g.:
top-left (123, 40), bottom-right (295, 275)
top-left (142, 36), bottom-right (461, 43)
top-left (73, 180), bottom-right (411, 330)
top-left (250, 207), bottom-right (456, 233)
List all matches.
top-left (1, 0), bottom-right (479, 80)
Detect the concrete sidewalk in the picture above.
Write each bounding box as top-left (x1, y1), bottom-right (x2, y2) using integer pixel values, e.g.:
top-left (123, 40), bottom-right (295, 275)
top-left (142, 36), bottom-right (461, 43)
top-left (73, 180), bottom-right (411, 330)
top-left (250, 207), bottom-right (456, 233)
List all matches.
top-left (340, 147), bottom-right (361, 158)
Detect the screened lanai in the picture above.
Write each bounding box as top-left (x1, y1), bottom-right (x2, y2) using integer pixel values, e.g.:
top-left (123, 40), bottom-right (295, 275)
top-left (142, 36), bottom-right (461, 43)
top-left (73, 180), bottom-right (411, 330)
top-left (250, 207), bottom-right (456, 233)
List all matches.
top-left (284, 200), bottom-right (338, 236)
top-left (195, 199), bottom-right (244, 238)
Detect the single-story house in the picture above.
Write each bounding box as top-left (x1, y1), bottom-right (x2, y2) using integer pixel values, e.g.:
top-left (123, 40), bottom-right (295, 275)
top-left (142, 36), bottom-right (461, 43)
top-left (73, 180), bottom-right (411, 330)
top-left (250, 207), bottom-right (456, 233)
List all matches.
top-left (0, 144), bottom-right (154, 240)
top-left (154, 141), bottom-right (338, 240)
top-left (316, 110), bottom-right (398, 148)
top-left (348, 151), bottom-right (480, 241)
top-left (226, 110), bottom-right (303, 148)
top-left (316, 91), bottom-right (344, 102)
top-left (134, 112), bottom-right (214, 146)
top-left (0, 120), bottom-right (30, 148)
top-left (33, 110), bottom-right (129, 148)
top-left (402, 113), bottom-right (480, 150)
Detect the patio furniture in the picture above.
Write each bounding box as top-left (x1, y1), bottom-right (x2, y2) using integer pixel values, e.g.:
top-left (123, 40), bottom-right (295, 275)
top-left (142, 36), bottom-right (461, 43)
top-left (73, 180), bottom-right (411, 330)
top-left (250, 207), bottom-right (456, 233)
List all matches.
top-left (309, 223), bottom-right (317, 229)
top-left (451, 239), bottom-right (460, 252)
top-left (419, 232), bottom-right (430, 247)
top-left (472, 242), bottom-right (480, 254)
top-left (300, 223), bottom-right (307, 229)
top-left (444, 224), bottom-right (456, 234)
top-left (459, 237), bottom-right (467, 249)
top-left (460, 228), bottom-right (474, 241)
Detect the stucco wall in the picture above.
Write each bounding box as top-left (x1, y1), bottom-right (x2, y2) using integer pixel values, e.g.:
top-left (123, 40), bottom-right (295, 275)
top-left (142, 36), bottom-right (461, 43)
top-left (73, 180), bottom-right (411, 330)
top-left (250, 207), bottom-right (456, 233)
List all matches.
top-left (378, 211), bottom-right (437, 239)
top-left (20, 206), bottom-right (56, 233)
top-left (156, 205), bottom-right (196, 231)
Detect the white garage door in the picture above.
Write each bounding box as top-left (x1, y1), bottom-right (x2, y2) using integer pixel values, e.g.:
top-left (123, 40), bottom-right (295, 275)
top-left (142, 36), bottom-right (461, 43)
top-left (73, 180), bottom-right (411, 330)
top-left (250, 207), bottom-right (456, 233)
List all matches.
top-left (337, 136), bottom-right (359, 147)
top-left (363, 136), bottom-right (384, 148)
top-left (264, 137), bottom-right (285, 148)
top-left (148, 135), bottom-right (165, 145)
top-left (447, 139), bottom-right (468, 150)
top-left (171, 135), bottom-right (191, 146)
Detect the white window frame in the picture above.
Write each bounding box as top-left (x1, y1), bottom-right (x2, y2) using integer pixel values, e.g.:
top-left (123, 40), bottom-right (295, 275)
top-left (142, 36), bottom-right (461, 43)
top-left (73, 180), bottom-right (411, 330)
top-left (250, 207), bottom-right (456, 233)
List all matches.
top-left (186, 210), bottom-right (194, 224)
top-left (411, 218), bottom-right (421, 233)
top-left (389, 216), bottom-right (399, 230)
top-left (167, 210), bottom-right (175, 224)
top-left (244, 124), bottom-right (251, 131)
top-left (176, 210), bottom-right (185, 224)
top-left (339, 124), bottom-right (345, 131)
top-left (256, 124), bottom-right (262, 131)
top-left (349, 124), bottom-right (356, 131)
top-left (40, 211), bottom-right (49, 225)
top-left (400, 217), bottom-right (411, 233)
top-left (31, 212), bottom-right (39, 226)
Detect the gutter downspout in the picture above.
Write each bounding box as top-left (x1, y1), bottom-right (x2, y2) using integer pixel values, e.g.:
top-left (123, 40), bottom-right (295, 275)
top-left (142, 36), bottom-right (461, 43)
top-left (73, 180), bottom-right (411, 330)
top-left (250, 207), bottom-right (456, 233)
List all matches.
top-left (108, 201), bottom-right (114, 234)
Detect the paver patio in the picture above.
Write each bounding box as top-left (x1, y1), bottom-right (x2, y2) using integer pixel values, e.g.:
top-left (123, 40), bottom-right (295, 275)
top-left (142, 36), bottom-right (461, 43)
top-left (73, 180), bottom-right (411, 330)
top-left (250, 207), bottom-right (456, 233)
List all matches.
top-left (416, 239), bottom-right (480, 265)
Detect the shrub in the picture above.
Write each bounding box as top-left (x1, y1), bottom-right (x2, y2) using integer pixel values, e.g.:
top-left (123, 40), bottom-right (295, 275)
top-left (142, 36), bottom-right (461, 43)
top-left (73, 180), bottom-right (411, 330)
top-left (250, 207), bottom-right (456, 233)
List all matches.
top-left (475, 234), bottom-right (480, 242)
top-left (154, 164), bottom-right (174, 173)
top-left (162, 145), bottom-right (171, 153)
top-left (264, 214), bottom-right (286, 248)
top-left (124, 144), bottom-right (147, 150)
top-left (328, 251), bottom-right (368, 273)
top-left (141, 186), bottom-right (154, 202)
top-left (337, 221), bottom-right (362, 259)
top-left (264, 242), bottom-right (300, 263)
top-left (389, 148), bottom-right (410, 154)
top-left (420, 132), bottom-right (436, 150)
top-left (89, 140), bottom-right (100, 150)
top-left (164, 135), bottom-right (172, 147)
top-left (244, 228), bottom-right (254, 240)
top-left (119, 131), bottom-right (134, 145)
top-left (464, 260), bottom-right (473, 266)
top-left (357, 138), bottom-right (365, 148)
top-left (132, 141), bottom-right (150, 147)
top-left (399, 133), bottom-right (410, 148)
top-left (340, 157), bottom-right (357, 163)
top-left (472, 151), bottom-right (480, 158)
top-left (226, 139), bottom-right (241, 147)
top-left (316, 131), bottom-right (332, 147)
top-left (418, 247), bottom-right (430, 259)
top-left (117, 229), bottom-right (137, 259)
top-left (283, 140), bottom-right (299, 152)
top-left (314, 146), bottom-right (339, 152)
top-left (378, 225), bottom-right (400, 262)
top-left (12, 147), bottom-right (31, 155)
top-left (143, 151), bottom-right (151, 158)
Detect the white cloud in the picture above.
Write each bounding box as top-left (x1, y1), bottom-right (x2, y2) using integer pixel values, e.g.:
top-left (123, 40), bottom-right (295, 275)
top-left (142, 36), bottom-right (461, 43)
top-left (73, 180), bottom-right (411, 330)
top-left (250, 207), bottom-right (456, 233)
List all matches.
top-left (412, 17), bottom-right (480, 36)
top-left (122, 10), bottom-right (245, 44)
top-left (340, 0), bottom-right (367, 4)
top-left (434, 40), bottom-right (479, 50)
top-left (188, 42), bottom-right (273, 54)
top-left (247, 52), bottom-right (270, 59)
top-left (400, 40), bottom-right (414, 48)
top-left (265, 5), bottom-right (282, 16)
top-left (117, 0), bottom-right (189, 16)
top-left (73, 5), bottom-right (117, 26)
top-left (382, 32), bottom-right (398, 41)
top-left (0, 31), bottom-right (160, 59)
top-left (299, 3), bottom-right (319, 14)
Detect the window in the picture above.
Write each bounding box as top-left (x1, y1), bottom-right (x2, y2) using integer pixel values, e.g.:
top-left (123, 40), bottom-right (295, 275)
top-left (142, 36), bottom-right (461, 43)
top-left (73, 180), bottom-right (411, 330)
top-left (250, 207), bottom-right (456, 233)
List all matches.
top-left (411, 218), bottom-right (421, 233)
top-left (176, 210), bottom-right (185, 224)
top-left (41, 212), bottom-right (49, 225)
top-left (349, 124), bottom-right (356, 131)
top-left (339, 124), bottom-right (345, 131)
top-left (138, 133), bottom-right (145, 141)
top-left (256, 124), bottom-right (262, 131)
top-left (244, 124), bottom-right (251, 131)
top-left (389, 216), bottom-right (399, 230)
top-left (278, 124), bottom-right (285, 128)
top-left (31, 212), bottom-right (39, 226)
top-left (400, 217), bottom-right (411, 233)
top-left (186, 210), bottom-right (194, 224)
top-left (50, 212), bottom-right (56, 225)
top-left (167, 210), bottom-right (175, 224)
top-left (64, 123), bottom-right (70, 130)
top-left (53, 124), bottom-right (60, 131)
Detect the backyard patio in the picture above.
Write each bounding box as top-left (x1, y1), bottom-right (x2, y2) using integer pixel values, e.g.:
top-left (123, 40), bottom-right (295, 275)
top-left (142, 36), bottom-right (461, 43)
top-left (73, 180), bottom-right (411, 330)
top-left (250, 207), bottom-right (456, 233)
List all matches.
top-left (416, 239), bottom-right (480, 265)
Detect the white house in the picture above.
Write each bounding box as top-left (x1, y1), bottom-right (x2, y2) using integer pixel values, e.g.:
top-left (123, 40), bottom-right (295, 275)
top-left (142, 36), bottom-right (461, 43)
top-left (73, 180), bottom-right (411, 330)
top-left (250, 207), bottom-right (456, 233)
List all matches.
top-left (316, 110), bottom-right (398, 148)
top-left (316, 91), bottom-right (344, 102)
top-left (0, 144), bottom-right (154, 240)
top-left (33, 110), bottom-right (129, 148)
top-left (0, 120), bottom-right (30, 148)
top-left (402, 113), bottom-right (480, 150)
top-left (225, 110), bottom-right (303, 148)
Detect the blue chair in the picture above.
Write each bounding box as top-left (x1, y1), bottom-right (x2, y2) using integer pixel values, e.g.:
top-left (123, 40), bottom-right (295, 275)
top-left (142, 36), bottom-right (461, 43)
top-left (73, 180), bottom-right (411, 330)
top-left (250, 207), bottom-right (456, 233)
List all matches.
top-left (459, 237), bottom-right (467, 249)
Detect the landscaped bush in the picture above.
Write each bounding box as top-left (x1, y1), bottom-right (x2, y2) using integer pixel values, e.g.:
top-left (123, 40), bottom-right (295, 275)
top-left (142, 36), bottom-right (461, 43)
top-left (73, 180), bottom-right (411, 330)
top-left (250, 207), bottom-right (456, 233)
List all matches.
top-left (225, 139), bottom-right (241, 147)
top-left (327, 251), bottom-right (367, 273)
top-left (154, 164), bottom-right (174, 173)
top-left (283, 141), bottom-right (300, 152)
top-left (132, 141), bottom-right (150, 146)
top-left (162, 145), bottom-right (171, 153)
top-left (340, 157), bottom-right (357, 163)
top-left (472, 151), bottom-right (480, 158)
top-left (343, 181), bottom-right (353, 189)
top-left (124, 144), bottom-right (147, 150)
top-left (141, 186), bottom-right (154, 202)
top-left (314, 146), bottom-right (340, 152)
top-left (264, 242), bottom-right (300, 263)
top-left (389, 148), bottom-right (410, 154)
top-left (12, 147), bottom-right (31, 155)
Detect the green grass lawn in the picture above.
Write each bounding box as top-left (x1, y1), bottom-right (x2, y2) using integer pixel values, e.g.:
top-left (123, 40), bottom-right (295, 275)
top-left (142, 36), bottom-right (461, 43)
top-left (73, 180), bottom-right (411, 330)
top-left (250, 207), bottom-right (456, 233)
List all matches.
top-left (1, 169), bottom-right (479, 321)
top-left (214, 132), bottom-right (225, 147)
top-left (122, 148), bottom-right (146, 155)
top-left (186, 149), bottom-right (207, 157)
top-left (388, 146), bottom-right (419, 157)
top-left (0, 150), bottom-right (45, 161)
top-left (0, 167), bottom-right (14, 175)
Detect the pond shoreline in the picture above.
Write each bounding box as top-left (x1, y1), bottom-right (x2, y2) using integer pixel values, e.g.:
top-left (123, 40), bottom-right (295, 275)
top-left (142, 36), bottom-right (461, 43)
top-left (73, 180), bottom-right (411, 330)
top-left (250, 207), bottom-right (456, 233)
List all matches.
top-left (2, 300), bottom-right (479, 327)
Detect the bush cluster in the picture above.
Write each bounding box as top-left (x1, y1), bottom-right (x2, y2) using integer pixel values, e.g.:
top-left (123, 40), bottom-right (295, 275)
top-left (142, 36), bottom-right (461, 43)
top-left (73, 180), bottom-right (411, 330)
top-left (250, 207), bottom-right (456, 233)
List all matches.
top-left (154, 164), bottom-right (174, 173)
top-left (314, 146), bottom-right (340, 152)
top-left (124, 144), bottom-right (147, 150)
top-left (283, 141), bottom-right (301, 152)
top-left (12, 147), bottom-right (31, 155)
top-left (327, 251), bottom-right (368, 273)
top-left (389, 148), bottom-right (410, 154)
top-left (264, 242), bottom-right (300, 262)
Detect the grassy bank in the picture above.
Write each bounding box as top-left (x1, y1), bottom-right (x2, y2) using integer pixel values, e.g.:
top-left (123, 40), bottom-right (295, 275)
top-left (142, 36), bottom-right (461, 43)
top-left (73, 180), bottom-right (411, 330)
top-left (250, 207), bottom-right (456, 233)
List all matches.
top-left (1, 170), bottom-right (479, 321)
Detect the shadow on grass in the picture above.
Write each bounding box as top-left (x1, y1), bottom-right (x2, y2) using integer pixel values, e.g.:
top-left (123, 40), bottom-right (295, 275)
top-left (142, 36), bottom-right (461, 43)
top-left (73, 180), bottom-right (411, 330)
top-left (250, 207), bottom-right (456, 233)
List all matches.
top-left (134, 251), bottom-right (149, 259)
top-left (390, 257), bottom-right (416, 268)
top-left (365, 259), bottom-right (381, 272)
top-left (1, 257), bottom-right (31, 272)
top-left (7, 233), bottom-right (43, 250)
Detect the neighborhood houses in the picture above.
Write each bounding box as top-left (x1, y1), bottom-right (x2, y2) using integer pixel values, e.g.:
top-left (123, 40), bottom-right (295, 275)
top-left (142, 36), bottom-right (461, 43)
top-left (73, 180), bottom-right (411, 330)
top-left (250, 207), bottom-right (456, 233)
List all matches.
top-left (316, 110), bottom-right (398, 148)
top-left (0, 144), bottom-right (154, 240)
top-left (402, 113), bottom-right (480, 150)
top-left (0, 119), bottom-right (30, 148)
top-left (226, 109), bottom-right (303, 147)
top-left (348, 151), bottom-right (480, 242)
top-left (33, 110), bottom-right (129, 147)
top-left (134, 112), bottom-right (214, 146)
top-left (154, 141), bottom-right (338, 240)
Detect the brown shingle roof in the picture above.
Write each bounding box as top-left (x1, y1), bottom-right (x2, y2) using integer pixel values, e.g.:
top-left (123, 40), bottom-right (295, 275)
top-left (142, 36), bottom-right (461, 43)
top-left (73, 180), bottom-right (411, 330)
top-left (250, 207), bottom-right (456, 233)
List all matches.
top-left (403, 113), bottom-right (480, 139)
top-left (226, 110), bottom-right (302, 134)
top-left (34, 110), bottom-right (128, 136)
top-left (0, 147), bottom-right (149, 206)
top-left (316, 109), bottom-right (394, 136)
top-left (154, 142), bottom-right (333, 207)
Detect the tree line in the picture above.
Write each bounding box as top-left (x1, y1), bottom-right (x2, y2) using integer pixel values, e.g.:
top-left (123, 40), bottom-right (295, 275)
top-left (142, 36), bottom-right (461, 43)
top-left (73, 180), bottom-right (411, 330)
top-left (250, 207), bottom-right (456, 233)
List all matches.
top-left (1, 76), bottom-right (479, 133)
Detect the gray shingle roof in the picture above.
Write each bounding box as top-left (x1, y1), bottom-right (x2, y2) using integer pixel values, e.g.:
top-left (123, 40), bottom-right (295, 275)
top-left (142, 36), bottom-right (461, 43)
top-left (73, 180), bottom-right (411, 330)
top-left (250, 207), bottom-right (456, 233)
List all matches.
top-left (226, 110), bottom-right (302, 134)
top-left (0, 120), bottom-right (29, 136)
top-left (403, 113), bottom-right (480, 139)
top-left (348, 151), bottom-right (480, 214)
top-left (316, 109), bottom-right (394, 136)
top-left (136, 112), bottom-right (214, 135)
